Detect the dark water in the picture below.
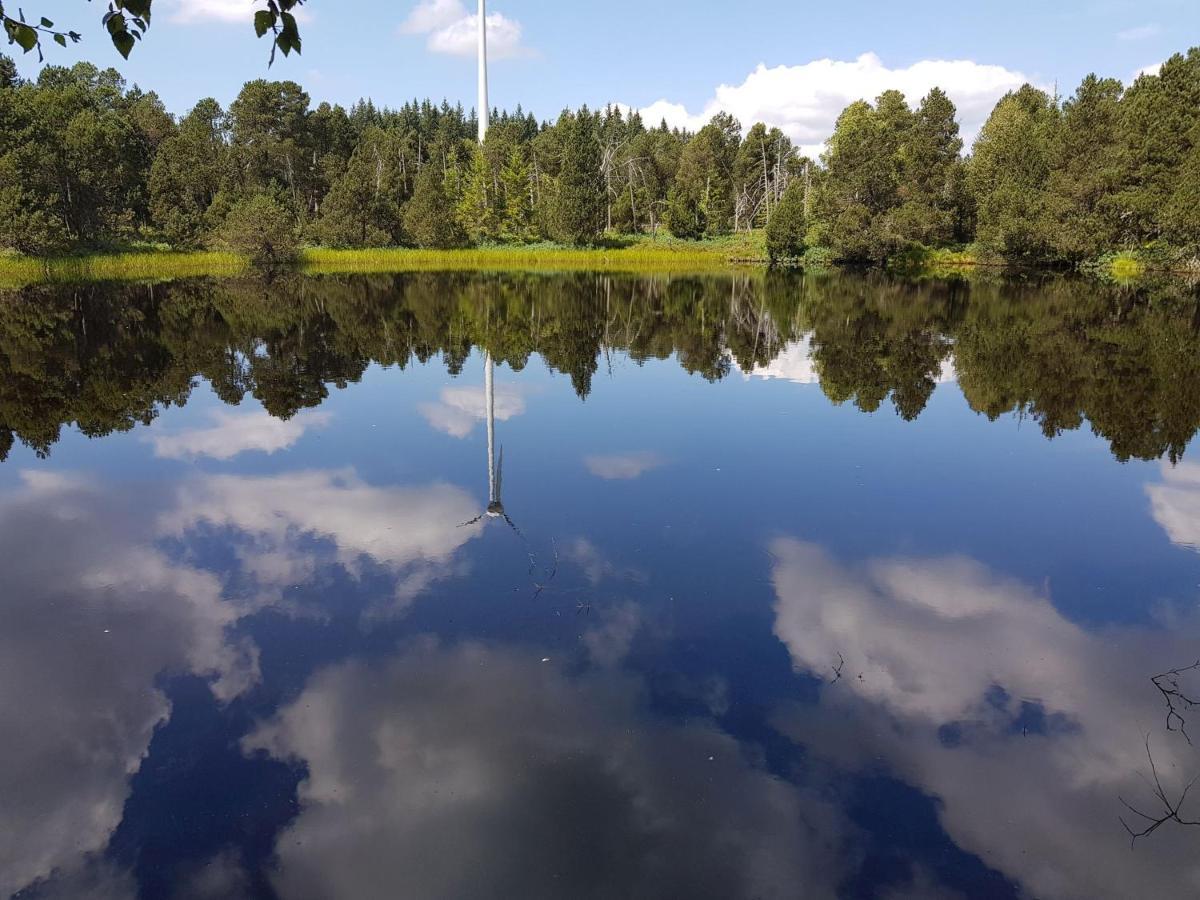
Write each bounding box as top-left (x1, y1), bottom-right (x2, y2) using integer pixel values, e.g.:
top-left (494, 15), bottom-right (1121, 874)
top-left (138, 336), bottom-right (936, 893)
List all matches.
top-left (3, 270), bottom-right (1200, 899)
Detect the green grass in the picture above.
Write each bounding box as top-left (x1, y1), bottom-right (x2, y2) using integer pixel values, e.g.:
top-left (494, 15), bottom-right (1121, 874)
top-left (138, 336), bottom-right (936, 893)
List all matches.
top-left (0, 233), bottom-right (769, 288)
top-left (1108, 251), bottom-right (1148, 280)
top-left (0, 250), bottom-right (247, 288)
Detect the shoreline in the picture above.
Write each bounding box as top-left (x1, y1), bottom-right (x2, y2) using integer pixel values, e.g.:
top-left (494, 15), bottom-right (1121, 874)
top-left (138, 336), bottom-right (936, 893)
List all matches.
top-left (1, 242), bottom-right (1196, 290)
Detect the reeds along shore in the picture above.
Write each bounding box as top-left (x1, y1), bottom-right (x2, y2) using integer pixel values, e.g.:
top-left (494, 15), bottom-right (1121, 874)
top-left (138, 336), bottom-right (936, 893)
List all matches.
top-left (0, 236), bottom-right (769, 289)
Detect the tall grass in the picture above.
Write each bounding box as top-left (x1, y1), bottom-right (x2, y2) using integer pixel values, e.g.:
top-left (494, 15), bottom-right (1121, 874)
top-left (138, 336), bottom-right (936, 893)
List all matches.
top-left (0, 251), bottom-right (246, 288)
top-left (0, 236), bottom-right (767, 289)
top-left (300, 242), bottom-right (761, 276)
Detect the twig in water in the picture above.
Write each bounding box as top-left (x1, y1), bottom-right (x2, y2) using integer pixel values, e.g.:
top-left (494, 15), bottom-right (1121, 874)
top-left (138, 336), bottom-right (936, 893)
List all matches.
top-left (1120, 735), bottom-right (1200, 846)
top-left (1152, 660), bottom-right (1200, 745)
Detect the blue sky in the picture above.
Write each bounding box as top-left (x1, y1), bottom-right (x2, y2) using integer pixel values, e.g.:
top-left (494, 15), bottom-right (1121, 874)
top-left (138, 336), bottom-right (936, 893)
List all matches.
top-left (13, 0), bottom-right (1197, 153)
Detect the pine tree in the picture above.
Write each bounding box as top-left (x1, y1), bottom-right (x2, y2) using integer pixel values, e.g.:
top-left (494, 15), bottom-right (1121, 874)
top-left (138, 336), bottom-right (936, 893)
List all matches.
top-left (667, 113), bottom-right (740, 239)
top-left (1041, 75), bottom-right (1124, 260)
top-left (968, 85), bottom-right (1059, 258)
top-left (456, 145), bottom-right (500, 244)
top-left (500, 146), bottom-right (536, 242)
top-left (1115, 50), bottom-right (1200, 245)
top-left (892, 87), bottom-right (963, 247)
top-left (547, 108), bottom-right (604, 246)
top-left (315, 126), bottom-right (404, 247)
top-left (766, 179), bottom-right (807, 262)
top-left (404, 164), bottom-right (467, 249)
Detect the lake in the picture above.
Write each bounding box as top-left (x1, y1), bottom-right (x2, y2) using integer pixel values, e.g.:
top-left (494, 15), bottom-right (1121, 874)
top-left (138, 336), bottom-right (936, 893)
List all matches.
top-left (3, 269), bottom-right (1200, 899)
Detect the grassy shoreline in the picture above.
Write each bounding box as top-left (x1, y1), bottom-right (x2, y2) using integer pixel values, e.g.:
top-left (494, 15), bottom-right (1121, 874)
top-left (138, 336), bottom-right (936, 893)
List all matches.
top-left (2, 235), bottom-right (1195, 289)
top-left (0, 235), bottom-right (769, 289)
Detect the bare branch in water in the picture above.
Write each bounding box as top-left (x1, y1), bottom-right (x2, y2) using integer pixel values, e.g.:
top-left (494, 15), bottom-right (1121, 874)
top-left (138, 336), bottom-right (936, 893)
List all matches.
top-left (1120, 735), bottom-right (1200, 847)
top-left (1152, 660), bottom-right (1200, 745)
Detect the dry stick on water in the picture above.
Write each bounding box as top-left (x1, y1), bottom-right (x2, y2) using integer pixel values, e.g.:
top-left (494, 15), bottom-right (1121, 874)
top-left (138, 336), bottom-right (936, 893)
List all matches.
top-left (1120, 735), bottom-right (1200, 846)
top-left (1152, 660), bottom-right (1200, 745)
top-left (531, 538), bottom-right (559, 600)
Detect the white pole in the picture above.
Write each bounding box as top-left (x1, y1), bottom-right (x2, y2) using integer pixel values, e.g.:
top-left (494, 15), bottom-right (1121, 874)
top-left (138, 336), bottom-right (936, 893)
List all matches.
top-left (477, 0), bottom-right (489, 143)
top-left (485, 352), bottom-right (497, 505)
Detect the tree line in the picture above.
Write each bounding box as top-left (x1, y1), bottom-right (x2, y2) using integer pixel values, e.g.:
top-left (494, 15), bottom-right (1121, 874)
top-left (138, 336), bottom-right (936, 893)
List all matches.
top-left (2, 271), bottom-right (1198, 465)
top-left (0, 46), bottom-right (1197, 264)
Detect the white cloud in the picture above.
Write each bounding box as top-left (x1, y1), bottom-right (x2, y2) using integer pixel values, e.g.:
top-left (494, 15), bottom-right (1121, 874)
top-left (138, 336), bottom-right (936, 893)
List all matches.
top-left (769, 538), bottom-right (1200, 900)
top-left (0, 472), bottom-right (257, 897)
top-left (1135, 61), bottom-right (1164, 80)
top-left (169, 0), bottom-right (313, 25)
top-left (1118, 23), bottom-right (1161, 41)
top-left (400, 0), bottom-right (528, 60)
top-left (147, 409), bottom-right (331, 461)
top-left (635, 53), bottom-right (1032, 158)
top-left (159, 469), bottom-right (482, 612)
top-left (1147, 461), bottom-right (1200, 553)
top-left (246, 640), bottom-right (845, 899)
top-left (583, 451), bottom-right (665, 480)
top-left (419, 383), bottom-right (526, 439)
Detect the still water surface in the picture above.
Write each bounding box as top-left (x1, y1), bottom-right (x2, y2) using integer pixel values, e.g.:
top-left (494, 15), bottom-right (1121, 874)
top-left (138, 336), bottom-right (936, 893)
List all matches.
top-left (3, 271), bottom-right (1200, 899)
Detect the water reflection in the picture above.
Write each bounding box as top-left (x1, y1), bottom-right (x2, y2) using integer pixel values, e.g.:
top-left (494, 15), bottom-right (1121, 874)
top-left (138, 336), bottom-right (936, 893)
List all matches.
top-left (0, 472), bottom-right (257, 898)
top-left (248, 640), bottom-right (842, 900)
top-left (3, 270), bottom-right (1200, 899)
top-left (770, 539), bottom-right (1200, 898)
top-left (2, 271), bottom-right (1199, 465)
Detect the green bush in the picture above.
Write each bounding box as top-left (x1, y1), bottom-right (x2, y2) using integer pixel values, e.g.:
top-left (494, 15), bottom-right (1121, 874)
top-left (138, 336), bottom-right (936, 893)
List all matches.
top-left (218, 195), bottom-right (299, 269)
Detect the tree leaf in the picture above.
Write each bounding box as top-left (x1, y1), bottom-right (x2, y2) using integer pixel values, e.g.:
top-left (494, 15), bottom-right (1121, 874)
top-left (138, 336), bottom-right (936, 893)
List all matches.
top-left (53, 32), bottom-right (65, 46)
top-left (254, 9), bottom-right (272, 37)
top-left (39, 16), bottom-right (52, 27)
top-left (112, 30), bottom-right (135, 59)
top-left (13, 22), bottom-right (37, 52)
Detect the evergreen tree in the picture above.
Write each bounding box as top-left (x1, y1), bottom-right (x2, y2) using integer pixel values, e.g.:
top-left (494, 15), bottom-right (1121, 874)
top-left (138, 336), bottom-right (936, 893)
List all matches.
top-left (547, 108), bottom-right (604, 246)
top-left (1115, 50), bottom-right (1200, 245)
top-left (404, 164), bottom-right (467, 249)
top-left (892, 87), bottom-right (964, 247)
top-left (149, 98), bottom-right (228, 247)
top-left (667, 113), bottom-right (740, 238)
top-left (765, 179), bottom-right (807, 262)
top-left (315, 125), bottom-right (404, 247)
top-left (500, 146), bottom-right (536, 242)
top-left (813, 93), bottom-right (913, 262)
top-left (968, 85), bottom-right (1059, 258)
top-left (456, 145), bottom-right (500, 244)
top-left (1040, 75), bottom-right (1124, 260)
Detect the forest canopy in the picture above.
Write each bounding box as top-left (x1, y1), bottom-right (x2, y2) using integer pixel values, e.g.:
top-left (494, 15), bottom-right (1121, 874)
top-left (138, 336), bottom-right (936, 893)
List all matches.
top-left (0, 45), bottom-right (1197, 265)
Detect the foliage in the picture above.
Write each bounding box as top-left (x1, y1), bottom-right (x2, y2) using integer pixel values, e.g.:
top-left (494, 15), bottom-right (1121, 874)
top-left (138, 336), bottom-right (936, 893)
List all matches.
top-left (1, 0), bottom-right (305, 63)
top-left (219, 194), bottom-right (298, 269)
top-left (405, 165), bottom-right (468, 249)
top-left (545, 108), bottom-right (605, 246)
top-left (765, 180), bottom-right (807, 262)
top-left (3, 43), bottom-right (1200, 268)
top-left (3, 271), bottom-right (1200, 465)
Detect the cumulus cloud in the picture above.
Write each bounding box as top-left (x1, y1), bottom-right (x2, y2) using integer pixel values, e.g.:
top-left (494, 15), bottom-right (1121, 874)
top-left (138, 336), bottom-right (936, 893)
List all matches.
top-left (168, 0), bottom-right (312, 25)
top-left (0, 472), bottom-right (257, 897)
top-left (247, 640), bottom-right (844, 899)
top-left (147, 409), bottom-right (331, 461)
top-left (400, 0), bottom-right (528, 60)
top-left (583, 451), bottom-right (665, 480)
top-left (769, 538), bottom-right (1200, 900)
top-left (419, 384), bottom-right (526, 439)
top-left (635, 53), bottom-right (1032, 158)
top-left (1135, 61), bottom-right (1164, 80)
top-left (160, 469), bottom-right (482, 611)
top-left (1147, 461), bottom-right (1200, 553)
